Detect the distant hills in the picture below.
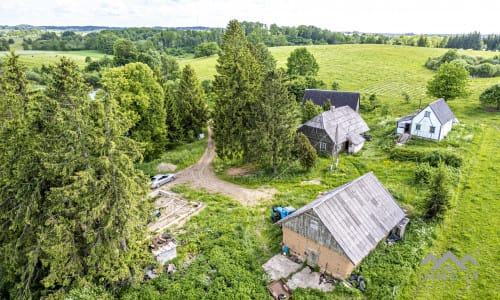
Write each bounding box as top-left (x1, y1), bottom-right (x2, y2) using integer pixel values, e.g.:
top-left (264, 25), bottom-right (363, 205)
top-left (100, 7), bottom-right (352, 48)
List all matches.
top-left (0, 25), bottom-right (212, 31)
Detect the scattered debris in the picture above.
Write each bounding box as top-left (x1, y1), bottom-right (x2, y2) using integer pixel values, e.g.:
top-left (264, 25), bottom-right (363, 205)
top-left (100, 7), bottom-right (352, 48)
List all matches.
top-left (148, 190), bottom-right (206, 233)
top-left (287, 267), bottom-right (335, 292)
top-left (267, 279), bottom-right (292, 300)
top-left (167, 263), bottom-right (176, 275)
top-left (349, 274), bottom-right (366, 292)
top-left (150, 233), bottom-right (178, 265)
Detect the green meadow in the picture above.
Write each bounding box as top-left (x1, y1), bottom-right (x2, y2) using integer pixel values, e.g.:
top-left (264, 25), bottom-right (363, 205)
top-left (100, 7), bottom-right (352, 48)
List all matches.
top-left (178, 44), bottom-right (499, 299)
top-left (0, 49), bottom-right (108, 68)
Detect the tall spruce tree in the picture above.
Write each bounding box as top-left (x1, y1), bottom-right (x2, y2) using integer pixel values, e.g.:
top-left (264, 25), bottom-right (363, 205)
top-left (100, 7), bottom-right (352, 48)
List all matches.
top-left (101, 62), bottom-right (167, 160)
top-left (250, 69), bottom-right (296, 173)
top-left (164, 82), bottom-right (183, 144)
top-left (0, 57), bottom-right (152, 298)
top-left (176, 64), bottom-right (208, 140)
top-left (213, 20), bottom-right (265, 160)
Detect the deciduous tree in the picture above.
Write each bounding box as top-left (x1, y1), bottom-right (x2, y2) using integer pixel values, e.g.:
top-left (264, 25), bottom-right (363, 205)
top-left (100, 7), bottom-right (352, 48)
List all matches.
top-left (101, 62), bottom-right (167, 160)
top-left (286, 47), bottom-right (319, 77)
top-left (427, 62), bottom-right (469, 100)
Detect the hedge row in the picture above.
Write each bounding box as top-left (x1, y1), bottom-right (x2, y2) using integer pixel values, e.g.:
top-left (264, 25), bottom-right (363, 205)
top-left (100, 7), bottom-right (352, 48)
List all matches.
top-left (389, 147), bottom-right (462, 167)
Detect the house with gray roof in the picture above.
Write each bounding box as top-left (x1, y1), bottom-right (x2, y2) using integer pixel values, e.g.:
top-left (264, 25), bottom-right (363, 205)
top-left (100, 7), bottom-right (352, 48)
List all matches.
top-left (277, 172), bottom-right (406, 279)
top-left (302, 89), bottom-right (360, 112)
top-left (298, 106), bottom-right (369, 154)
top-left (396, 98), bottom-right (458, 141)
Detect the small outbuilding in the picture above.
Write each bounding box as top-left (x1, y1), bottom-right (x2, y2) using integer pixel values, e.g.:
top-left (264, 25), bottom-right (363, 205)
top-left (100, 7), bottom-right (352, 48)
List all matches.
top-left (298, 106), bottom-right (369, 154)
top-left (277, 172), bottom-right (406, 279)
top-left (302, 89), bottom-right (360, 112)
top-left (396, 98), bottom-right (458, 141)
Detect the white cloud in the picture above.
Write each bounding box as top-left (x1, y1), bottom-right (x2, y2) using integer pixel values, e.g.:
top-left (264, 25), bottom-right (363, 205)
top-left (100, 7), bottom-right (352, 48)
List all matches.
top-left (0, 0), bottom-right (498, 33)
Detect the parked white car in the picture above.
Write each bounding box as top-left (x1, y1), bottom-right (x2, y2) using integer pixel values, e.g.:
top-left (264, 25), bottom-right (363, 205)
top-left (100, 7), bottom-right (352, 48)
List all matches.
top-left (150, 174), bottom-right (176, 189)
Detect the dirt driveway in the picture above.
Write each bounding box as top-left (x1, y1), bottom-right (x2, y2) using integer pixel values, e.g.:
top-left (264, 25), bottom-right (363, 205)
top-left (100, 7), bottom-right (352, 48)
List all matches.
top-left (166, 128), bottom-right (276, 206)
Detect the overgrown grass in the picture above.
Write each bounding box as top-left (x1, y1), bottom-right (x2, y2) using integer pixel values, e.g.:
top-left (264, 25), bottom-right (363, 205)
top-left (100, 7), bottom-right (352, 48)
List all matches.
top-left (119, 186), bottom-right (275, 300)
top-left (401, 123), bottom-right (500, 299)
top-left (136, 135), bottom-right (207, 177)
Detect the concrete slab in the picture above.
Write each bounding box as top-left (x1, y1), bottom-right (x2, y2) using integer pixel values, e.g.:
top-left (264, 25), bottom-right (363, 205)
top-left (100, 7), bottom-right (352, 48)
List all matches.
top-left (287, 267), bottom-right (334, 292)
top-left (262, 254), bottom-right (303, 281)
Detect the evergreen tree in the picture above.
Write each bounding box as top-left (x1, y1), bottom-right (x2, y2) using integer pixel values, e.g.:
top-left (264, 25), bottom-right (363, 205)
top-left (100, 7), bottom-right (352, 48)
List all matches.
top-left (293, 132), bottom-right (317, 171)
top-left (424, 163), bottom-right (451, 220)
top-left (164, 82), bottom-right (183, 144)
top-left (302, 99), bottom-right (322, 122)
top-left (213, 20), bottom-right (264, 160)
top-left (250, 69), bottom-right (296, 173)
top-left (101, 62), bottom-right (167, 160)
top-left (0, 57), bottom-right (152, 298)
top-left (249, 42), bottom-right (276, 73)
top-left (176, 64), bottom-right (208, 140)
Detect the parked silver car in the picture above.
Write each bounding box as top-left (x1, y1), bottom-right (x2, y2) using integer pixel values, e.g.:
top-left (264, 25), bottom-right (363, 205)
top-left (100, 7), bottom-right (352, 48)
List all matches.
top-left (150, 174), bottom-right (176, 189)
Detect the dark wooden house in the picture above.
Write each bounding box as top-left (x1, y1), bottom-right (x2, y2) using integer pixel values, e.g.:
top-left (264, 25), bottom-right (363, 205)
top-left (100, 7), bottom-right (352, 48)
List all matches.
top-left (302, 89), bottom-right (360, 112)
top-left (298, 106), bottom-right (369, 154)
top-left (277, 172), bottom-right (406, 279)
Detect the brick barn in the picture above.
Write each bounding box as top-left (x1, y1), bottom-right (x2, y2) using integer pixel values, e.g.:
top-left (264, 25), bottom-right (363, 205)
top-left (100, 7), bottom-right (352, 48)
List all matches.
top-left (276, 172), bottom-right (406, 279)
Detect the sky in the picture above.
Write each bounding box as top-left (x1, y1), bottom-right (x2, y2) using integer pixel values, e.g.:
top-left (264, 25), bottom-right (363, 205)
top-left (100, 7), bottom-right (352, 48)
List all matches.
top-left (0, 0), bottom-right (499, 34)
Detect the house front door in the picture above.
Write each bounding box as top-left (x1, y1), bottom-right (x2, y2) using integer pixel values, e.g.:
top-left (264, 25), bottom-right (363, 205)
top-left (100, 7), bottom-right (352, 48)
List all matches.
top-left (404, 123), bottom-right (411, 133)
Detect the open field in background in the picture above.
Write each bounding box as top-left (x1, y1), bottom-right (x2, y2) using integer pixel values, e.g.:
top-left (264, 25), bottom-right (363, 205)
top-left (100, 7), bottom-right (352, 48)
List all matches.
top-left (0, 50), bottom-right (108, 68)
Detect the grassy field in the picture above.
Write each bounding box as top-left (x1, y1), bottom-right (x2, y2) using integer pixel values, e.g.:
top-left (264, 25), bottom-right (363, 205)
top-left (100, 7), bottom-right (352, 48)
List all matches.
top-left (177, 44), bottom-right (499, 299)
top-left (401, 123), bottom-right (500, 299)
top-left (0, 50), bottom-right (108, 68)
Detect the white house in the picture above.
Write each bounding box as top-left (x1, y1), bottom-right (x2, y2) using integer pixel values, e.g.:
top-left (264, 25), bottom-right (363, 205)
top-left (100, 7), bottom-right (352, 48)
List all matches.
top-left (396, 99), bottom-right (458, 141)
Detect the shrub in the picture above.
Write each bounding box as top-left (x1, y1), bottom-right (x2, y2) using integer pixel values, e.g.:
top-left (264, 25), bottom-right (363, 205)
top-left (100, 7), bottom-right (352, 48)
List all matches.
top-left (389, 147), bottom-right (462, 167)
top-left (470, 63), bottom-right (497, 78)
top-left (424, 163), bottom-right (451, 220)
top-left (415, 162), bottom-right (433, 184)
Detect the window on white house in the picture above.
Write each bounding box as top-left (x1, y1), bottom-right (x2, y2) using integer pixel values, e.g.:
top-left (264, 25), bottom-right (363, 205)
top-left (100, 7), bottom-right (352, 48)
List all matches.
top-left (319, 142), bottom-right (327, 151)
top-left (424, 111), bottom-right (431, 117)
top-left (430, 126), bottom-right (436, 134)
top-left (416, 124), bottom-right (421, 130)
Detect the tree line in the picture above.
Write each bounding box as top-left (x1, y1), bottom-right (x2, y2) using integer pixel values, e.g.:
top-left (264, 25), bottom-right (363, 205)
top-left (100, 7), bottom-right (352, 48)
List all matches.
top-left (17, 22), bottom-right (500, 56)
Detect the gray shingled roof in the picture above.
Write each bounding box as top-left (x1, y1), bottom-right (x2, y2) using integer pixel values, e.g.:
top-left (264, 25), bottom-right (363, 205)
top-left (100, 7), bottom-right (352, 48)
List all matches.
top-left (298, 106), bottom-right (369, 145)
top-left (277, 172), bottom-right (406, 265)
top-left (303, 89), bottom-right (360, 112)
top-left (429, 98), bottom-right (457, 124)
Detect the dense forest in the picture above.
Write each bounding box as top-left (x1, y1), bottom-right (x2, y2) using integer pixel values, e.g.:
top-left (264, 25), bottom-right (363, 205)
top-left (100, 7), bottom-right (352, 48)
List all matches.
top-left (9, 22), bottom-right (499, 55)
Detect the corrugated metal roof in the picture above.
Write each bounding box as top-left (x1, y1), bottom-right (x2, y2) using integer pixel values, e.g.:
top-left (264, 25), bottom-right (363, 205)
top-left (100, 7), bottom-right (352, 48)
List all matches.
top-left (303, 89), bottom-right (360, 112)
top-left (300, 106), bottom-right (369, 144)
top-left (277, 172), bottom-right (406, 265)
top-left (429, 98), bottom-right (457, 125)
